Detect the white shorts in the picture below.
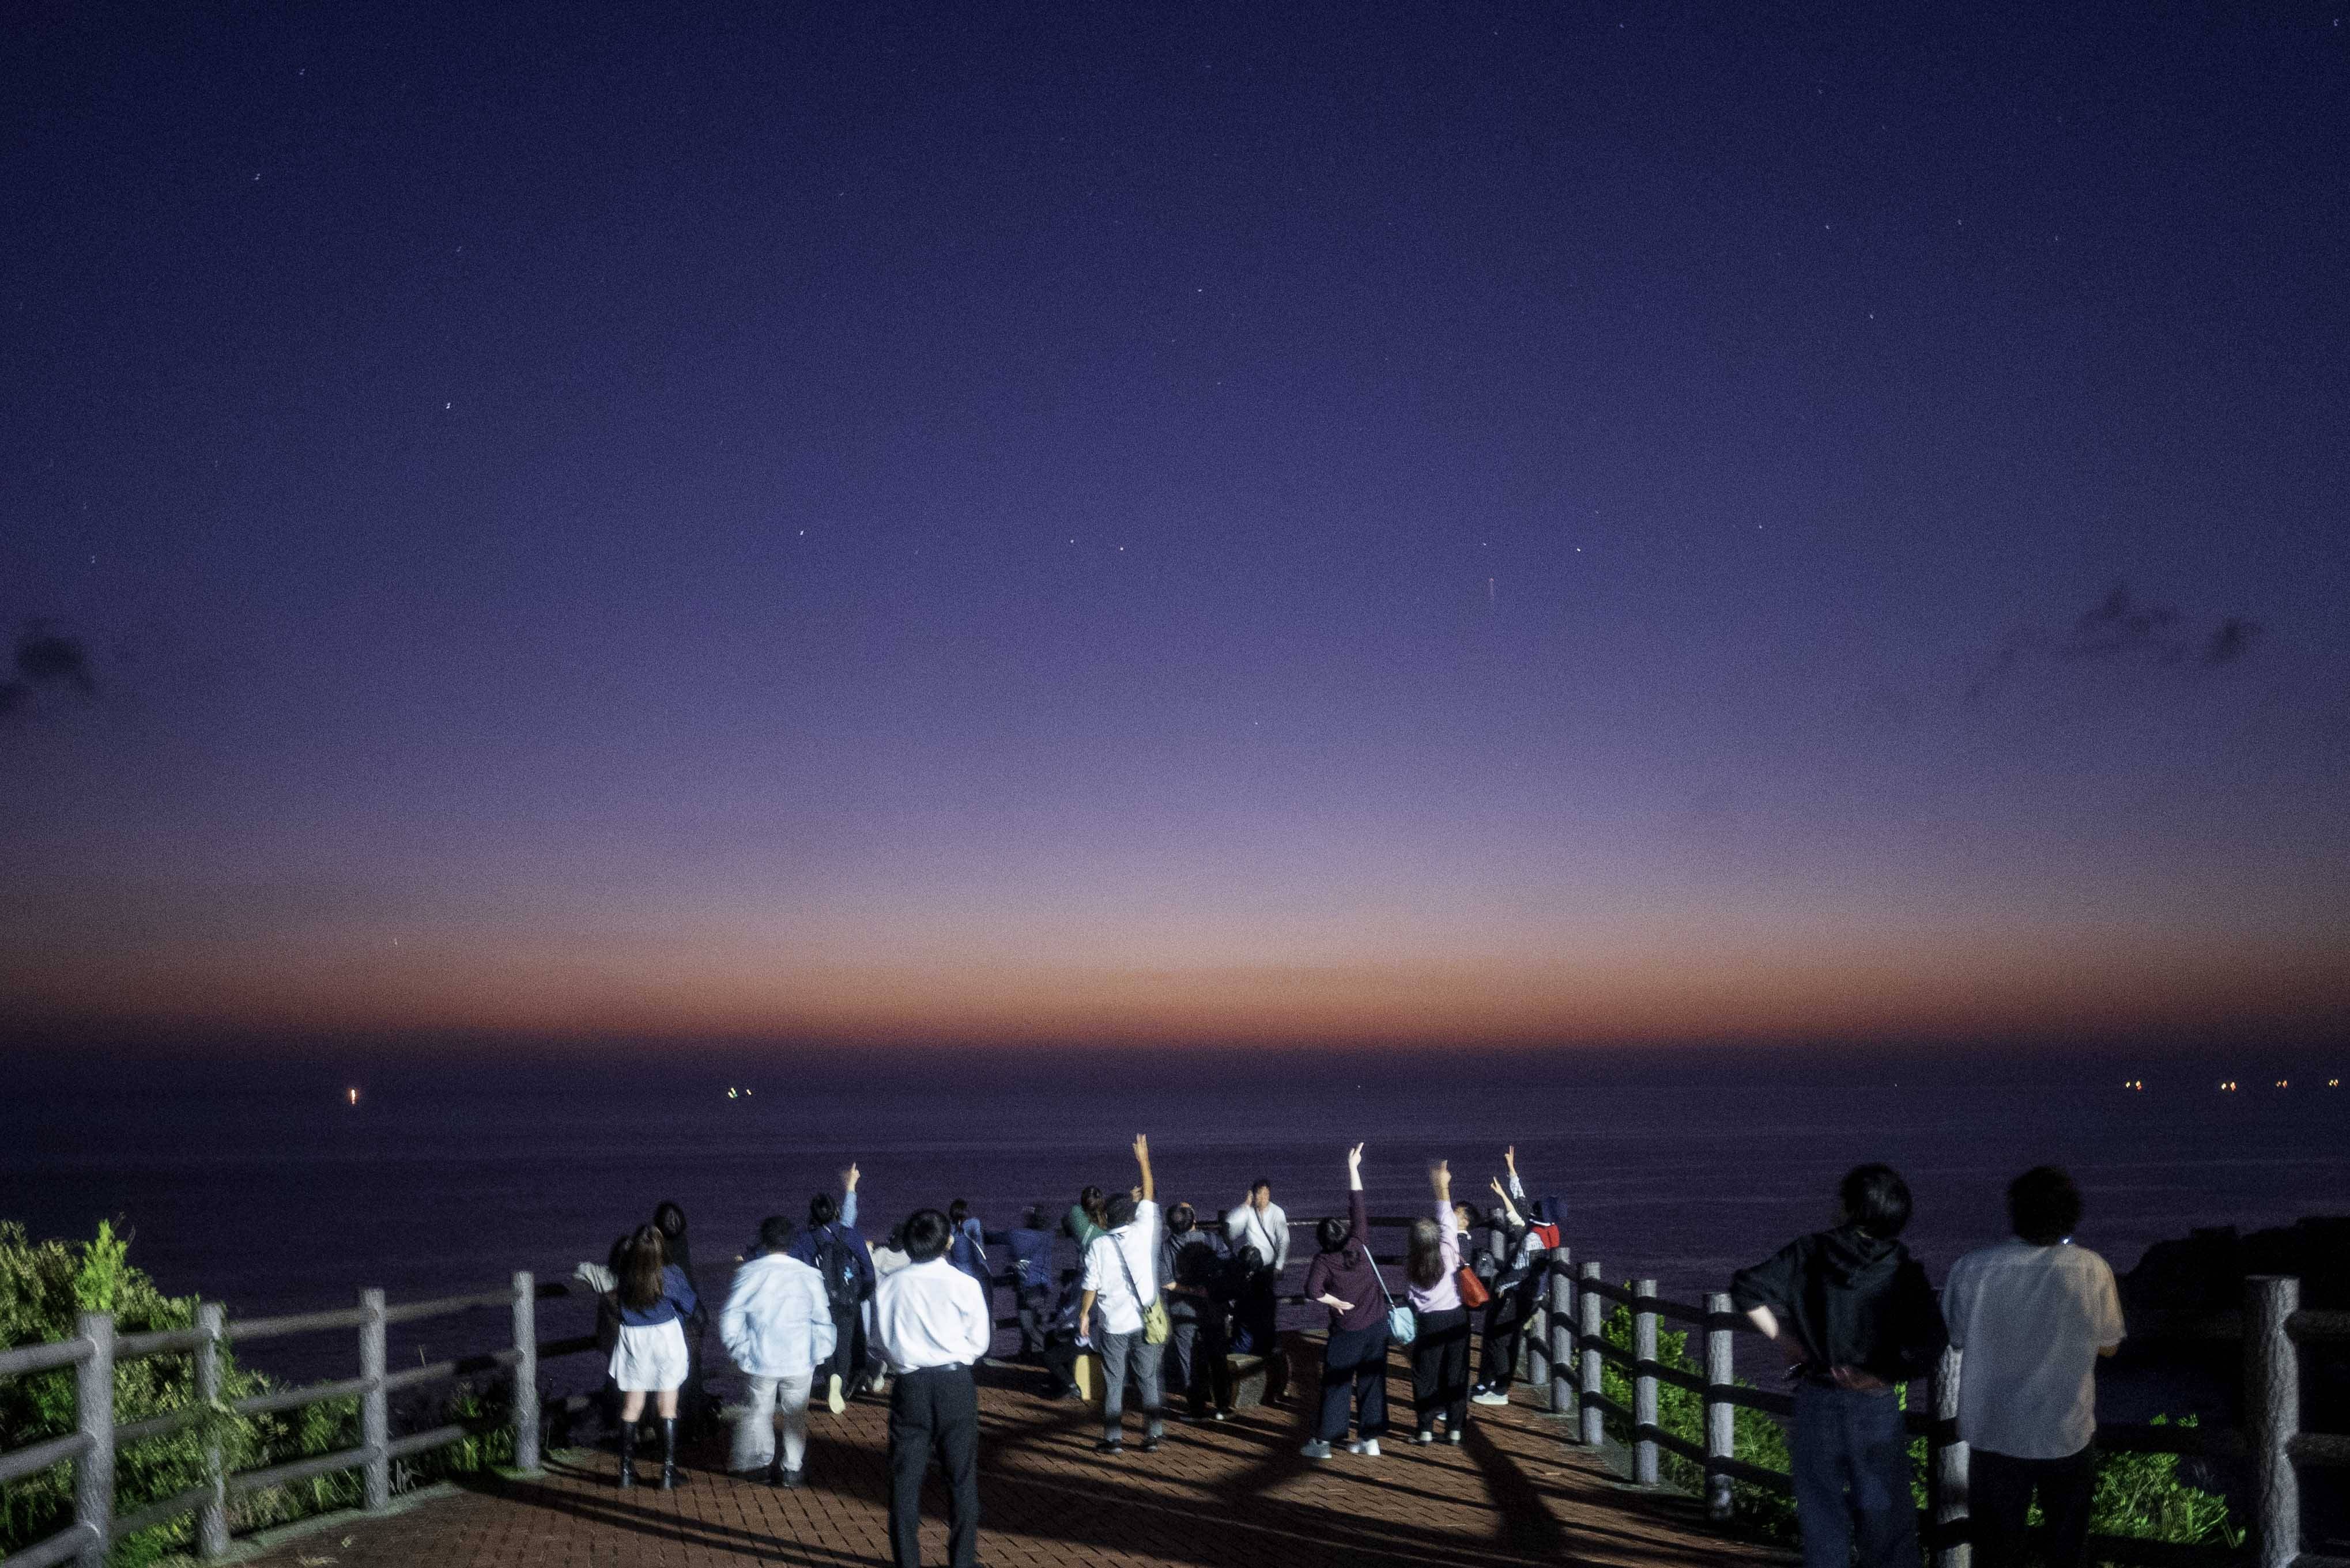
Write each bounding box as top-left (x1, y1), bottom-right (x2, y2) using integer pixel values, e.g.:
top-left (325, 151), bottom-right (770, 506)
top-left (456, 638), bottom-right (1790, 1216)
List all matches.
top-left (609, 1318), bottom-right (689, 1393)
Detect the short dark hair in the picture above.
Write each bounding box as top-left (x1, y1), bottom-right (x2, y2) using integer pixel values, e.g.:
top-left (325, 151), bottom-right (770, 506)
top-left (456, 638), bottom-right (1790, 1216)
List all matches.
top-left (2008, 1166), bottom-right (2082, 1245)
top-left (903, 1208), bottom-right (952, 1262)
top-left (1315, 1215), bottom-right (1348, 1253)
top-left (757, 1215), bottom-right (797, 1253)
top-left (810, 1191), bottom-right (839, 1227)
top-left (1839, 1164), bottom-right (1913, 1239)
top-left (1250, 1179), bottom-right (1273, 1198)
top-left (1167, 1202), bottom-right (1196, 1234)
top-left (1105, 1193), bottom-right (1138, 1229)
top-left (653, 1200), bottom-right (688, 1238)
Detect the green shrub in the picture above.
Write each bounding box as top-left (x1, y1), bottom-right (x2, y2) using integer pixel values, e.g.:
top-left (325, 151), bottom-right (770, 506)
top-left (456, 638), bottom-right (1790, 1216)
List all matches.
top-left (2, 1221), bottom-right (530, 1566)
top-left (1582, 1290), bottom-right (2242, 1561)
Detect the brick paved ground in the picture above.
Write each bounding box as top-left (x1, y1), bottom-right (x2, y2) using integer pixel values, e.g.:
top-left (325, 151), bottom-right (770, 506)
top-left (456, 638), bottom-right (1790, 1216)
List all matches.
top-left (243, 1351), bottom-right (1793, 1568)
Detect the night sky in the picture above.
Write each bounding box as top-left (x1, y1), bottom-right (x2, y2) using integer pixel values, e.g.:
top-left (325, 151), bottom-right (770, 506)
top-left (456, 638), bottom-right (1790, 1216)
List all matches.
top-left (5, 3), bottom-right (2345, 1060)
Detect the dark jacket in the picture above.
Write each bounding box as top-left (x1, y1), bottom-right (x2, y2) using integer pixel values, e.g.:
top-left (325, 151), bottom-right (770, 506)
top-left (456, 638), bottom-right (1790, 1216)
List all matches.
top-left (1302, 1189), bottom-right (1387, 1335)
top-left (990, 1222), bottom-right (1057, 1297)
top-left (787, 1219), bottom-right (874, 1306)
top-left (1163, 1229), bottom-right (1227, 1323)
top-left (1731, 1225), bottom-right (1948, 1385)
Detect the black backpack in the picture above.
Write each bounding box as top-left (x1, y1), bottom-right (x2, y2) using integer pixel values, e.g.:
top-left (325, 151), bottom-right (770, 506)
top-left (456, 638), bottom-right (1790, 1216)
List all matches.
top-left (815, 1226), bottom-right (866, 1312)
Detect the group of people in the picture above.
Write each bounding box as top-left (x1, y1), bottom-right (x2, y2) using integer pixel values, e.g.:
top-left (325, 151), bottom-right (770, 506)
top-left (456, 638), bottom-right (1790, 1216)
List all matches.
top-left (1732, 1162), bottom-right (2125, 1568)
top-left (588, 1144), bottom-right (2120, 1568)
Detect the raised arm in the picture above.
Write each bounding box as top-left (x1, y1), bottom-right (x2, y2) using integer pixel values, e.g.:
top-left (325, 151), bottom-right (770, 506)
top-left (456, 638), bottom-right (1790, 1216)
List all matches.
top-left (839, 1163), bottom-right (860, 1230)
top-left (1504, 1144), bottom-right (1526, 1202)
top-left (1346, 1143), bottom-right (1366, 1241)
top-left (1488, 1176), bottom-right (1524, 1229)
top-left (1133, 1134), bottom-right (1155, 1203)
top-left (1432, 1161), bottom-right (1461, 1269)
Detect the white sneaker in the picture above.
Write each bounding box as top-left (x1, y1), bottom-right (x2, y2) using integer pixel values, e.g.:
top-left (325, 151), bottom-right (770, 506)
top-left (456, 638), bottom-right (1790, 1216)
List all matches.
top-left (827, 1373), bottom-right (846, 1414)
top-left (1471, 1389), bottom-right (1510, 1406)
top-left (1348, 1438), bottom-right (1380, 1457)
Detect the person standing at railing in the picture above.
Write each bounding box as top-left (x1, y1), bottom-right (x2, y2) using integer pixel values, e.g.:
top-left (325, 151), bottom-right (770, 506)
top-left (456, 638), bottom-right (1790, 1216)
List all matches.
top-left (1223, 1176), bottom-right (1291, 1289)
top-left (720, 1215), bottom-right (836, 1488)
top-left (1472, 1150), bottom-right (1538, 1406)
top-left (789, 1163), bottom-right (872, 1414)
top-left (1065, 1185), bottom-right (1110, 1252)
top-left (653, 1199), bottom-right (716, 1438)
top-left (870, 1207), bottom-right (992, 1568)
top-left (989, 1204), bottom-right (1059, 1361)
top-left (1732, 1163), bottom-right (1948, 1568)
top-left (610, 1222), bottom-right (701, 1490)
top-left (1162, 1201), bottom-right (1235, 1421)
top-left (1078, 1134), bottom-right (1167, 1456)
top-left (1406, 1160), bottom-right (1472, 1445)
top-left (1940, 1166), bottom-right (2125, 1568)
top-left (1299, 1142), bottom-right (1389, 1460)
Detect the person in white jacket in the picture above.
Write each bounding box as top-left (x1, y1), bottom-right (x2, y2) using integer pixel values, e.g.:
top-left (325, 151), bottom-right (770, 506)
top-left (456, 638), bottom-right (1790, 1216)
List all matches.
top-left (722, 1216), bottom-right (838, 1486)
top-left (1222, 1180), bottom-right (1289, 1279)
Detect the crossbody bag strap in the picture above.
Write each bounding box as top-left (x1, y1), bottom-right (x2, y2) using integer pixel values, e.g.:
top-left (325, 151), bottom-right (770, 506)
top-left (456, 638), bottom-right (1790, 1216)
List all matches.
top-left (1109, 1231), bottom-right (1150, 1315)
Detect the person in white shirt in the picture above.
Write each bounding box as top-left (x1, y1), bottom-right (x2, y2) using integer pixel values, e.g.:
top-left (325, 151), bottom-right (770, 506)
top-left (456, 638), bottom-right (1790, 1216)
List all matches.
top-left (719, 1216), bottom-right (836, 1487)
top-left (1941, 1166), bottom-right (2125, 1568)
top-left (870, 1208), bottom-right (992, 1568)
top-left (1079, 1134), bottom-right (1165, 1456)
top-left (1223, 1179), bottom-right (1289, 1279)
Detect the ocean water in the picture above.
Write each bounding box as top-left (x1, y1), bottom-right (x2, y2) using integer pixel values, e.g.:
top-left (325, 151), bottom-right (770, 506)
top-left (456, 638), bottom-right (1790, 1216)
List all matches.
top-left (4, 1057), bottom-right (2344, 1392)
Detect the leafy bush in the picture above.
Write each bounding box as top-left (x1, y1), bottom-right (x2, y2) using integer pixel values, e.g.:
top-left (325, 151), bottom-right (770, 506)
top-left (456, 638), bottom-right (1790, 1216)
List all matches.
top-left (1583, 1291), bottom-right (2242, 1560)
top-left (2, 1221), bottom-right (532, 1566)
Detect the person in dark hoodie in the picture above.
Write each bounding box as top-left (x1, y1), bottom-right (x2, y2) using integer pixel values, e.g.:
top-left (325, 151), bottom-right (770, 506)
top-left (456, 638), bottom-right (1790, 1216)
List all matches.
top-left (787, 1163), bottom-right (873, 1414)
top-left (987, 1204), bottom-right (1060, 1360)
top-left (1732, 1163), bottom-right (1947, 1568)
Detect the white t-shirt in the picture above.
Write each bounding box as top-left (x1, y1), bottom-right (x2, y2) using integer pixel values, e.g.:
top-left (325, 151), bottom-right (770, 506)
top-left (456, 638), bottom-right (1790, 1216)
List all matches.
top-left (1081, 1200), bottom-right (1161, 1337)
top-left (1941, 1238), bottom-right (2125, 1459)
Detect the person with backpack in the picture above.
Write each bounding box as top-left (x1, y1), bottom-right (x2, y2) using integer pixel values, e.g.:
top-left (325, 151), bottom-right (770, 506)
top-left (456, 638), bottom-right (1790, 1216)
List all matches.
top-left (1406, 1159), bottom-right (1472, 1444)
top-left (1161, 1201), bottom-right (1234, 1421)
top-left (1299, 1142), bottom-right (1390, 1460)
top-left (720, 1216), bottom-right (835, 1487)
top-left (1077, 1134), bottom-right (1165, 1456)
top-left (988, 1204), bottom-right (1059, 1359)
top-left (789, 1163), bottom-right (873, 1414)
top-left (1732, 1163), bottom-right (1948, 1568)
top-left (608, 1223), bottom-right (699, 1489)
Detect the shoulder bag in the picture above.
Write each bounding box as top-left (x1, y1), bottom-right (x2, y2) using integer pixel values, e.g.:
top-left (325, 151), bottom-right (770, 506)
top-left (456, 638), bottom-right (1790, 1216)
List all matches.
top-left (1365, 1242), bottom-right (1416, 1346)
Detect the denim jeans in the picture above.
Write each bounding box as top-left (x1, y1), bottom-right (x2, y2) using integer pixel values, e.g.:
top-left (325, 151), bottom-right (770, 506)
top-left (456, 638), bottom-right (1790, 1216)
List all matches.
top-left (1097, 1329), bottom-right (1164, 1442)
top-left (729, 1370), bottom-right (813, 1472)
top-left (1789, 1381), bottom-right (1919, 1568)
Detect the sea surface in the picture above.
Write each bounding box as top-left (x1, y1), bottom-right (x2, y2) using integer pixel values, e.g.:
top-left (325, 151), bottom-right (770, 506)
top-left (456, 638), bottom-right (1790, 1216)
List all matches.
top-left (4, 1057), bottom-right (2344, 1394)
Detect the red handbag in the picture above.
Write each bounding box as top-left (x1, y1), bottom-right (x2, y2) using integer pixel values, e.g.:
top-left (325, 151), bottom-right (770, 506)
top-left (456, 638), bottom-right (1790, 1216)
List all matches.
top-left (1455, 1265), bottom-right (1491, 1310)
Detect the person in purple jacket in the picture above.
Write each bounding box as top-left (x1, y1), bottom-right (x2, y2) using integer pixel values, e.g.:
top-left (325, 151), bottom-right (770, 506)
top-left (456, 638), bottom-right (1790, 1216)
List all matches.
top-left (1406, 1159), bottom-right (1472, 1444)
top-left (1299, 1142), bottom-right (1390, 1460)
top-left (608, 1223), bottom-right (700, 1489)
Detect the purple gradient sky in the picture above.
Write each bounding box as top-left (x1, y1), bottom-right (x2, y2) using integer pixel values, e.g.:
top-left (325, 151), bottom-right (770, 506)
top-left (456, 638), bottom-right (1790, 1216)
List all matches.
top-left (4, 3), bottom-right (2345, 1053)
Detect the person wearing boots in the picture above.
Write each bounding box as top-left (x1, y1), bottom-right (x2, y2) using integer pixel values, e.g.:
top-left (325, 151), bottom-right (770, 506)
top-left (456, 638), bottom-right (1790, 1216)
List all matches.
top-left (609, 1223), bottom-right (700, 1490)
top-left (720, 1215), bottom-right (836, 1487)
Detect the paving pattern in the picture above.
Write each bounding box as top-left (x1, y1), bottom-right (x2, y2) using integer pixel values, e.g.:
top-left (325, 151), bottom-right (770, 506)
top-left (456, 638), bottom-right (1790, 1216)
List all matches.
top-left (243, 1349), bottom-right (1793, 1568)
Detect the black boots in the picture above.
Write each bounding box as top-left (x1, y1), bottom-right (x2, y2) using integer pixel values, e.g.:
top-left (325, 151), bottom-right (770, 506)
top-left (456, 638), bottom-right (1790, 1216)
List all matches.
top-left (617, 1419), bottom-right (639, 1488)
top-left (658, 1416), bottom-right (684, 1490)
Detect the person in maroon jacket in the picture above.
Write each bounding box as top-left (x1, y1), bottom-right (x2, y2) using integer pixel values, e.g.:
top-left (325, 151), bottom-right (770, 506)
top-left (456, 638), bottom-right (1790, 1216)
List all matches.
top-left (1299, 1142), bottom-right (1390, 1459)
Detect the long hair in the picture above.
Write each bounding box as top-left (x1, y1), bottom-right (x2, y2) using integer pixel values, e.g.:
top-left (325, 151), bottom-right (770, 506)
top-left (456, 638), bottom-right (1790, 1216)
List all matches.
top-left (1406, 1217), bottom-right (1446, 1290)
top-left (620, 1223), bottom-right (667, 1312)
top-left (1078, 1185), bottom-right (1108, 1227)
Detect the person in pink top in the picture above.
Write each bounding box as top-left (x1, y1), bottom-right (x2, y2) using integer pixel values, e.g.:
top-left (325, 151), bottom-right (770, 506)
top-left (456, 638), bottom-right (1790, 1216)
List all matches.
top-left (1406, 1159), bottom-right (1472, 1444)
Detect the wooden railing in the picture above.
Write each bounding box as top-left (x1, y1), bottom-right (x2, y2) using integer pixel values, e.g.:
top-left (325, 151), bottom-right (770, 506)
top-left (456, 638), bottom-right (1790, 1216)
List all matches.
top-left (0, 1274), bottom-right (594, 1568)
top-left (1521, 1253), bottom-right (2350, 1568)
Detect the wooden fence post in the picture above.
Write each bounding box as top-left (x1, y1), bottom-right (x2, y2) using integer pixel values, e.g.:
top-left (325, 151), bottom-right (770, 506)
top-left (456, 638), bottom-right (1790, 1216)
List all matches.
top-left (1704, 1291), bottom-right (1734, 1521)
top-left (73, 1310), bottom-right (115, 1568)
top-left (1632, 1279), bottom-right (1659, 1486)
top-left (1578, 1261), bottom-right (1604, 1447)
top-left (2247, 1276), bottom-right (2299, 1568)
top-left (1930, 1344), bottom-right (1969, 1568)
top-left (359, 1287), bottom-right (390, 1510)
top-left (1548, 1253), bottom-right (1575, 1417)
top-left (195, 1302), bottom-right (229, 1558)
top-left (511, 1271), bottom-right (540, 1473)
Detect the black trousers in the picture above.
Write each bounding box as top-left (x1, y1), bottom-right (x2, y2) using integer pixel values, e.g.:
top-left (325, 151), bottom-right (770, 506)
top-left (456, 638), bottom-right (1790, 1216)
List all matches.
top-left (1040, 1332), bottom-right (1080, 1395)
top-left (1318, 1323), bottom-right (1390, 1441)
top-left (1970, 1445), bottom-right (2096, 1568)
top-left (1411, 1306), bottom-right (1472, 1433)
top-left (887, 1366), bottom-right (980, 1568)
top-left (824, 1303), bottom-right (866, 1388)
top-left (1168, 1312), bottom-right (1232, 1415)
